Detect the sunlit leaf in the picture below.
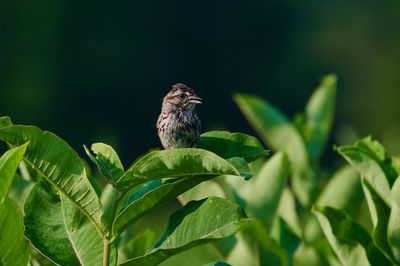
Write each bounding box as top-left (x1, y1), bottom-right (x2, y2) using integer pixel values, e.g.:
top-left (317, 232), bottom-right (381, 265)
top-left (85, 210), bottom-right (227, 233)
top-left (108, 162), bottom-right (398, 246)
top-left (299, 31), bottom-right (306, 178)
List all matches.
top-left (118, 229), bottom-right (155, 263)
top-left (84, 143), bottom-right (124, 183)
top-left (303, 74), bottom-right (336, 162)
top-left (388, 177), bottom-right (400, 262)
top-left (225, 231), bottom-right (259, 266)
top-left (233, 94), bottom-right (309, 167)
top-left (248, 220), bottom-right (289, 266)
top-left (120, 197), bottom-right (251, 266)
top-left (338, 145), bottom-right (391, 205)
top-left (24, 181), bottom-right (79, 265)
top-left (0, 125), bottom-right (105, 233)
top-left (0, 197), bottom-right (29, 266)
top-left (313, 206), bottom-right (372, 266)
top-left (227, 151), bottom-right (290, 226)
top-left (362, 179), bottom-right (397, 264)
top-left (304, 166), bottom-right (364, 244)
top-left (113, 175), bottom-right (221, 237)
top-left (0, 116), bottom-right (12, 128)
top-left (270, 216), bottom-right (301, 264)
top-left (61, 195), bottom-right (117, 266)
top-left (276, 187), bottom-right (302, 237)
top-left (198, 131), bottom-right (267, 162)
top-left (116, 148), bottom-right (241, 194)
top-left (0, 142), bottom-right (28, 199)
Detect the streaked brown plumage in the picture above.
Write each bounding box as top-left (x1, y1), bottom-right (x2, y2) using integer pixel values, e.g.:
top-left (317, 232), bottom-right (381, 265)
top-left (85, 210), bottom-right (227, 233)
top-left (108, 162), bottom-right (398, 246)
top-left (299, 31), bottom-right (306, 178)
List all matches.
top-left (157, 83), bottom-right (202, 149)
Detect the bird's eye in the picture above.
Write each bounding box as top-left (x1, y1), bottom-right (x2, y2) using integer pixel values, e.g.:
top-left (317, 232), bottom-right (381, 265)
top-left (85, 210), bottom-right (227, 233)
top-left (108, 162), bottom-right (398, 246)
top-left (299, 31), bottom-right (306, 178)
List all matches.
top-left (179, 93), bottom-right (186, 99)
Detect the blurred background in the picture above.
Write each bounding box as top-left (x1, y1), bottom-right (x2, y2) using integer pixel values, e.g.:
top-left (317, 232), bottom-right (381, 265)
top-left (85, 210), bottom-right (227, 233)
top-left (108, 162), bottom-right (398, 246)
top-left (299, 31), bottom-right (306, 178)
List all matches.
top-left (1, 0), bottom-right (400, 167)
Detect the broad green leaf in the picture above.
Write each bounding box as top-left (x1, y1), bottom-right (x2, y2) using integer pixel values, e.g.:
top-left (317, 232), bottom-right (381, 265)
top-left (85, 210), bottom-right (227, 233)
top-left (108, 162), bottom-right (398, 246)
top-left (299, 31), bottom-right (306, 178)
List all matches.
top-left (113, 175), bottom-right (218, 237)
top-left (60, 194), bottom-right (117, 266)
top-left (388, 177), bottom-right (400, 262)
top-left (0, 116), bottom-right (12, 128)
top-left (362, 179), bottom-right (397, 264)
top-left (356, 137), bottom-right (400, 184)
top-left (116, 148), bottom-right (241, 194)
top-left (159, 244), bottom-right (224, 266)
top-left (291, 165), bottom-right (318, 207)
top-left (233, 94), bottom-right (309, 167)
top-left (226, 157), bottom-right (252, 179)
top-left (0, 197), bottom-right (29, 266)
top-left (225, 231), bottom-right (259, 266)
top-left (313, 207), bottom-right (371, 266)
top-left (233, 94), bottom-right (318, 206)
top-left (0, 125), bottom-right (104, 233)
top-left (84, 143), bottom-right (124, 183)
top-left (270, 216), bottom-right (301, 264)
top-left (182, 178), bottom-right (226, 202)
top-left (197, 131), bottom-right (267, 162)
top-left (227, 151), bottom-right (290, 226)
top-left (248, 220), bottom-right (288, 266)
top-left (100, 184), bottom-right (116, 228)
top-left (276, 187), bottom-right (301, 237)
top-left (303, 166), bottom-right (364, 244)
top-left (8, 173), bottom-right (34, 211)
top-left (24, 181), bottom-right (79, 265)
top-left (118, 229), bottom-right (156, 263)
top-left (303, 74), bottom-right (336, 161)
top-left (120, 197), bottom-right (251, 266)
top-left (338, 145), bottom-right (391, 205)
top-left (0, 142), bottom-right (28, 199)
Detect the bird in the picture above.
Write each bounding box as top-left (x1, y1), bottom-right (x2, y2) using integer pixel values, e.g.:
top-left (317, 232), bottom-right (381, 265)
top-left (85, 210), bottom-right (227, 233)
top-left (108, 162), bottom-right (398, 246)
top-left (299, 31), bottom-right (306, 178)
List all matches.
top-left (157, 83), bottom-right (202, 149)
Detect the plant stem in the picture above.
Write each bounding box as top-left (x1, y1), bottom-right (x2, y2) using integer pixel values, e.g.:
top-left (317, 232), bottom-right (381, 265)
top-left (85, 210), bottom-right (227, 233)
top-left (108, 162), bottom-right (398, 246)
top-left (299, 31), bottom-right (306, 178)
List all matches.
top-left (103, 239), bottom-right (109, 266)
top-left (103, 185), bottom-right (120, 265)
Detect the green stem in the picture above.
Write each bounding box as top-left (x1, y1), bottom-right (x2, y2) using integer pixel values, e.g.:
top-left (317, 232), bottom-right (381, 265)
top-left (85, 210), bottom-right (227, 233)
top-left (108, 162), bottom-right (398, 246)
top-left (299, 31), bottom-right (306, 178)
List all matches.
top-left (103, 239), bottom-right (109, 266)
top-left (103, 185), bottom-right (120, 265)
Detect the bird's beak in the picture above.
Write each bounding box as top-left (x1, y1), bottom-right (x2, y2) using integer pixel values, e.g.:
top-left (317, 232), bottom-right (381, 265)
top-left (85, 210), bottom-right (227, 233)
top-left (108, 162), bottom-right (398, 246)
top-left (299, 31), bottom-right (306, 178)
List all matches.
top-left (189, 94), bottom-right (202, 104)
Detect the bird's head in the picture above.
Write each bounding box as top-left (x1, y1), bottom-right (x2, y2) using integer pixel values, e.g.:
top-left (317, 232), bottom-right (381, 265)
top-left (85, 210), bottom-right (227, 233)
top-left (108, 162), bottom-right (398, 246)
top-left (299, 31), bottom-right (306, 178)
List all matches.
top-left (161, 83), bottom-right (202, 112)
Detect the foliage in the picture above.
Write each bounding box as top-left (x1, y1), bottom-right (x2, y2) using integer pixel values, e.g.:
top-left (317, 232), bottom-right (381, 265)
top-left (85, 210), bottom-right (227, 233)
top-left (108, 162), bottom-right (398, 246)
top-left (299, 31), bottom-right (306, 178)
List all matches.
top-left (181, 74), bottom-right (400, 266)
top-left (0, 116), bottom-right (256, 265)
top-left (1, 74), bottom-right (400, 265)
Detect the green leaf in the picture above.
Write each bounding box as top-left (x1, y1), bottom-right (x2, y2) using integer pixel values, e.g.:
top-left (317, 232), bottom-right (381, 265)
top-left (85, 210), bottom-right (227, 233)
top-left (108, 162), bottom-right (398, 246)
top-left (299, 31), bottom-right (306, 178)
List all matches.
top-left (225, 231), bottom-right (259, 266)
top-left (0, 116), bottom-right (12, 128)
top-left (291, 165), bottom-right (319, 208)
top-left (356, 137), bottom-right (400, 184)
top-left (113, 175), bottom-right (220, 237)
top-left (276, 187), bottom-right (302, 237)
top-left (118, 229), bottom-right (156, 263)
top-left (270, 216), bottom-right (301, 264)
top-left (0, 125), bottom-right (105, 234)
top-left (0, 197), bottom-right (29, 266)
top-left (227, 151), bottom-right (290, 226)
top-left (197, 131), bottom-right (267, 162)
top-left (226, 157), bottom-right (252, 179)
top-left (116, 148), bottom-right (241, 194)
top-left (0, 142), bottom-right (28, 199)
top-left (233, 94), bottom-right (318, 206)
top-left (338, 144), bottom-right (391, 206)
top-left (84, 143), bottom-right (124, 183)
top-left (61, 194), bottom-right (117, 266)
top-left (303, 74), bottom-right (337, 162)
top-left (304, 166), bottom-right (364, 244)
top-left (313, 206), bottom-right (372, 266)
top-left (24, 181), bottom-right (80, 265)
top-left (362, 179), bottom-right (397, 264)
top-left (248, 220), bottom-right (289, 266)
top-left (120, 197), bottom-right (251, 266)
top-left (233, 94), bottom-right (309, 167)
top-left (388, 177), bottom-right (400, 262)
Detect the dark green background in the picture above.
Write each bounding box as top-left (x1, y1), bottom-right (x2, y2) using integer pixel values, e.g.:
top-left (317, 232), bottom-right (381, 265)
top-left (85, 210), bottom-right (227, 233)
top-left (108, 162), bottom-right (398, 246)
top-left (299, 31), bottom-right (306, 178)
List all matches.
top-left (1, 0), bottom-right (400, 166)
